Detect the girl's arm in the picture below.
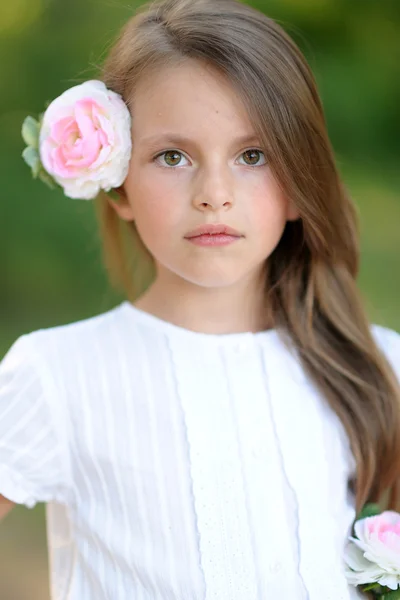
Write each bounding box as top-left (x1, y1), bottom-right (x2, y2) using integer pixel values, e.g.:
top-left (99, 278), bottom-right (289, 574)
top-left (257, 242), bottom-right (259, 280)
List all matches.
top-left (0, 495), bottom-right (15, 521)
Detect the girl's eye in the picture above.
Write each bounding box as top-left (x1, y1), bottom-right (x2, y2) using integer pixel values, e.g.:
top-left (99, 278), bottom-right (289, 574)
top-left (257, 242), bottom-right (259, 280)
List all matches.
top-left (153, 149), bottom-right (267, 168)
top-left (239, 149), bottom-right (267, 167)
top-left (155, 150), bottom-right (188, 168)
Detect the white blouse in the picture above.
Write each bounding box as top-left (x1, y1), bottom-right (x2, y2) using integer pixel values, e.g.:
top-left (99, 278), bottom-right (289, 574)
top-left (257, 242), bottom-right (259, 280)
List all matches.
top-left (1, 301), bottom-right (399, 600)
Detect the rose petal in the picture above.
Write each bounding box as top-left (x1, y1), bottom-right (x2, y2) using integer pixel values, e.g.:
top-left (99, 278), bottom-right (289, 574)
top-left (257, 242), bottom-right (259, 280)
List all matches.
top-left (50, 117), bottom-right (77, 145)
top-left (377, 572), bottom-right (400, 591)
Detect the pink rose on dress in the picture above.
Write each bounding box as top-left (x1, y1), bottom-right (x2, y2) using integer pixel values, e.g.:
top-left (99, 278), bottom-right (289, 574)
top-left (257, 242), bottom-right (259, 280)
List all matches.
top-left (37, 80), bottom-right (132, 200)
top-left (344, 510), bottom-right (400, 594)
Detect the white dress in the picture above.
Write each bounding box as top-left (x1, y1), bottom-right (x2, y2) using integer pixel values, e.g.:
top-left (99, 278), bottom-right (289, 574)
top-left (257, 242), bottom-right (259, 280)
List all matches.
top-left (0, 301), bottom-right (399, 600)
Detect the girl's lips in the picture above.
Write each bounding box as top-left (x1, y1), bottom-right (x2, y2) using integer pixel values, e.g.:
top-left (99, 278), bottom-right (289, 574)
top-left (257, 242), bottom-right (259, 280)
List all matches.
top-left (186, 233), bottom-right (241, 247)
top-left (185, 223), bottom-right (242, 238)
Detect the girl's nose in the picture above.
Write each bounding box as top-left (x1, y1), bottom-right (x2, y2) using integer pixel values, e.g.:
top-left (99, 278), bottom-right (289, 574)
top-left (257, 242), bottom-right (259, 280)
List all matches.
top-left (192, 167), bottom-right (234, 211)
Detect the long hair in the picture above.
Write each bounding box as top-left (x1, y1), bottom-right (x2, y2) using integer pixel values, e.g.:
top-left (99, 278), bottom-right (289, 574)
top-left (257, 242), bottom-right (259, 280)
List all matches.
top-left (95, 0), bottom-right (400, 513)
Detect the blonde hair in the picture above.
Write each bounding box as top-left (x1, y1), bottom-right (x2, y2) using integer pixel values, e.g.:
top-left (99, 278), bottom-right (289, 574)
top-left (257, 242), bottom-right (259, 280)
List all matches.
top-left (95, 0), bottom-right (400, 513)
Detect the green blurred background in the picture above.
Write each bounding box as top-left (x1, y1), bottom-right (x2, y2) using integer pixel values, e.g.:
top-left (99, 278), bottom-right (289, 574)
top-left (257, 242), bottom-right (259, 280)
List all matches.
top-left (0, 0), bottom-right (399, 598)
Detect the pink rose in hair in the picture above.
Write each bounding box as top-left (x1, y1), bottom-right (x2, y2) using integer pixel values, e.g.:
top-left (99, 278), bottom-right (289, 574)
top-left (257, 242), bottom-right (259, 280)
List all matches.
top-left (344, 511), bottom-right (400, 592)
top-left (38, 80), bottom-right (132, 200)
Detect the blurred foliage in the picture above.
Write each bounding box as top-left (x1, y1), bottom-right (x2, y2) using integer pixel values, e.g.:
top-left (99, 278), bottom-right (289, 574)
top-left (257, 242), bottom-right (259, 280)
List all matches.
top-left (0, 1), bottom-right (399, 599)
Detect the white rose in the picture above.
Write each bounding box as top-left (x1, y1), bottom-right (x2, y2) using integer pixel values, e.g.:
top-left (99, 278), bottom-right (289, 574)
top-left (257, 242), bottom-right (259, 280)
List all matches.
top-left (39, 80), bottom-right (132, 200)
top-left (344, 511), bottom-right (400, 591)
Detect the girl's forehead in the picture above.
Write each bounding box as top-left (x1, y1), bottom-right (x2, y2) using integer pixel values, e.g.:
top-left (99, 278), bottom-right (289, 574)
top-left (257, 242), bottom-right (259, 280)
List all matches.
top-left (130, 61), bottom-right (255, 136)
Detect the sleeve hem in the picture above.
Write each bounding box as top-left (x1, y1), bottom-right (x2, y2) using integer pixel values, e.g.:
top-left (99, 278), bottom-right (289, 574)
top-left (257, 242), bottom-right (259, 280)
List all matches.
top-left (0, 464), bottom-right (52, 509)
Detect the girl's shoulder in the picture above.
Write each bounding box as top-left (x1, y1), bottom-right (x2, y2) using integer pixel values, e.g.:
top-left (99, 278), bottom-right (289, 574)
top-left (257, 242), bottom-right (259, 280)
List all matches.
top-left (0, 302), bottom-right (130, 380)
top-left (14, 301), bottom-right (128, 350)
top-left (371, 322), bottom-right (400, 380)
top-left (0, 304), bottom-right (133, 509)
top-left (371, 322), bottom-right (400, 343)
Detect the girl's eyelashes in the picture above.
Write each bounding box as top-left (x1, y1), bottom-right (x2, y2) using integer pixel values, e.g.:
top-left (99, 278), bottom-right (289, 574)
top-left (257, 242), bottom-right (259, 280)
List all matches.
top-left (152, 149), bottom-right (267, 168)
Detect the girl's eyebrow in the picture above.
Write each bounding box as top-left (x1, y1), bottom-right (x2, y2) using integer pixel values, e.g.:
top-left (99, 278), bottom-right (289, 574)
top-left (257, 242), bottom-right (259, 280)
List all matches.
top-left (139, 133), bottom-right (261, 149)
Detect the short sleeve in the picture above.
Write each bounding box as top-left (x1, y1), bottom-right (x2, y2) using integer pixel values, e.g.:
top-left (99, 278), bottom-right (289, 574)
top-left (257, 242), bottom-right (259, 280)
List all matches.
top-left (0, 333), bottom-right (71, 508)
top-left (371, 323), bottom-right (400, 384)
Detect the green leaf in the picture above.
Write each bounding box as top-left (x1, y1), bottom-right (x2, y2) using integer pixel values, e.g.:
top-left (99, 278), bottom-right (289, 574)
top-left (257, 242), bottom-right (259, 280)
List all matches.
top-left (382, 588), bottom-right (400, 599)
top-left (357, 503), bottom-right (381, 521)
top-left (38, 169), bottom-right (57, 190)
top-left (21, 116), bottom-right (40, 149)
top-left (38, 112), bottom-right (45, 129)
top-left (22, 146), bottom-right (40, 176)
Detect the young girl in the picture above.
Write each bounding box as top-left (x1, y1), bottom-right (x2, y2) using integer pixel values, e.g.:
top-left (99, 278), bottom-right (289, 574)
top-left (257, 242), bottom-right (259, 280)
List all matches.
top-left (1, 0), bottom-right (399, 598)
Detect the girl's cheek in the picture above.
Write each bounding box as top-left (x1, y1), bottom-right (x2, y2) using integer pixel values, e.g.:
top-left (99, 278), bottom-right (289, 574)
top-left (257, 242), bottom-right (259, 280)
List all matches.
top-left (249, 187), bottom-right (289, 232)
top-left (133, 184), bottom-right (182, 230)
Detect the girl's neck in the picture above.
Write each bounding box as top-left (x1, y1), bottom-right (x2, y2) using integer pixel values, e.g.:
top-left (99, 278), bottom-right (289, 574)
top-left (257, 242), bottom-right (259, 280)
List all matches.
top-left (133, 279), bottom-right (272, 335)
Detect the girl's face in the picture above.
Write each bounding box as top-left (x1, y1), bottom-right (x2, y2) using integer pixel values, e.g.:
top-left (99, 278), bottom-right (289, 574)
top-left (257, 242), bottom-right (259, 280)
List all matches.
top-left (112, 60), bottom-right (299, 291)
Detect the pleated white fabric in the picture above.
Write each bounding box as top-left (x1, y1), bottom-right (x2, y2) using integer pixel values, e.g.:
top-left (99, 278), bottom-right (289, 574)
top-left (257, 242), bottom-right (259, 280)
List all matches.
top-left (0, 301), bottom-right (399, 600)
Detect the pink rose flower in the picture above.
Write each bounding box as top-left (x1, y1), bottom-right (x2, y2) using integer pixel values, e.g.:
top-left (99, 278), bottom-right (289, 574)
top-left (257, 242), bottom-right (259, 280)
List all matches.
top-left (344, 511), bottom-right (400, 591)
top-left (39, 80), bottom-right (132, 200)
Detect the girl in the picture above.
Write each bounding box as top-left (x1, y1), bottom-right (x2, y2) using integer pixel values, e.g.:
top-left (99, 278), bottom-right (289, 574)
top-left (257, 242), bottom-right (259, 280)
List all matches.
top-left (1, 0), bottom-right (399, 598)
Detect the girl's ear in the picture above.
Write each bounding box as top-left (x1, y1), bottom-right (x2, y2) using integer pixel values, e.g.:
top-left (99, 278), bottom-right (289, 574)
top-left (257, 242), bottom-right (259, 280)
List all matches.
top-left (107, 186), bottom-right (135, 221)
